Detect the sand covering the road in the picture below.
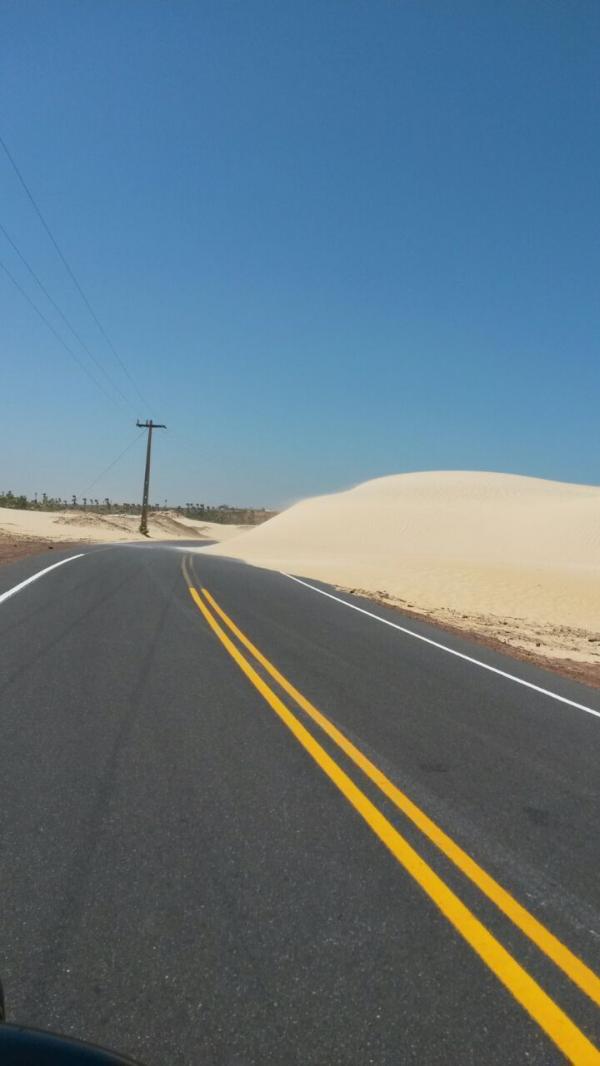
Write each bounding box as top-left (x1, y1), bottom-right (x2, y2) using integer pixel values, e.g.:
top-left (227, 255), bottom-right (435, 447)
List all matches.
top-left (202, 471), bottom-right (600, 667)
top-left (0, 507), bottom-right (245, 544)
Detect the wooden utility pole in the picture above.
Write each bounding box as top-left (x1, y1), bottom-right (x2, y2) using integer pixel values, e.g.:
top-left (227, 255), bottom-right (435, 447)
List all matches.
top-left (136, 419), bottom-right (166, 535)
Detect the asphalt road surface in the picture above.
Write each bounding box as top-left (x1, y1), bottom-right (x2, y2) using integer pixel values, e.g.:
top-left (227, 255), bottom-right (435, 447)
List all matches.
top-left (0, 542), bottom-right (599, 1065)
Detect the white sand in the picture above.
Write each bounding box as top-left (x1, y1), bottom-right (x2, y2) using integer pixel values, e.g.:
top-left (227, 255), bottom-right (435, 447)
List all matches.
top-left (0, 508), bottom-right (246, 544)
top-left (202, 471), bottom-right (600, 665)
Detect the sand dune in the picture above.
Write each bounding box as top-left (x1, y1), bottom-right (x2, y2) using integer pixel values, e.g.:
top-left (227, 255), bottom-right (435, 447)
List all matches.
top-left (202, 471), bottom-right (600, 669)
top-left (0, 507), bottom-right (245, 544)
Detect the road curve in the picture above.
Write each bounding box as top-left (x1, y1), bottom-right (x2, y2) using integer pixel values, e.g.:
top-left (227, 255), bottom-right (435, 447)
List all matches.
top-left (0, 543), bottom-right (598, 1064)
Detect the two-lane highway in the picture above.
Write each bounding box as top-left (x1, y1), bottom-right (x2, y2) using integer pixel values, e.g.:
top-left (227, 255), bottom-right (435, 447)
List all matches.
top-left (0, 544), bottom-right (599, 1063)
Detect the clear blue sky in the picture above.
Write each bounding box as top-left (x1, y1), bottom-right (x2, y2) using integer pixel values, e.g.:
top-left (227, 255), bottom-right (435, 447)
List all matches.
top-left (1, 2), bottom-right (599, 508)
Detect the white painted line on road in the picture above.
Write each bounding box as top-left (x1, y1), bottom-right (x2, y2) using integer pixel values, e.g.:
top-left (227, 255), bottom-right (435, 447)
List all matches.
top-left (0, 554), bottom-right (85, 606)
top-left (281, 573), bottom-right (600, 722)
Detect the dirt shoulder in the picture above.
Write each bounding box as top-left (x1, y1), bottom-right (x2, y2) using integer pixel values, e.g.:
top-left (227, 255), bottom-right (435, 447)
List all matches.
top-left (0, 533), bottom-right (89, 568)
top-left (340, 587), bottom-right (600, 692)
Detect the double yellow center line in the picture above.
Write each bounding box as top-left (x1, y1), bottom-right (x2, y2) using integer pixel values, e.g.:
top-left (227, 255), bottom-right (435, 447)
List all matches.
top-left (183, 559), bottom-right (600, 1064)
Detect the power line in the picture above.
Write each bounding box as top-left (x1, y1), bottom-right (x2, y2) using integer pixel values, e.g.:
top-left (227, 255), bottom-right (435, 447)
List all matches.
top-left (0, 256), bottom-right (119, 406)
top-left (82, 429), bottom-right (147, 495)
top-left (0, 220), bottom-right (135, 412)
top-left (0, 131), bottom-right (150, 409)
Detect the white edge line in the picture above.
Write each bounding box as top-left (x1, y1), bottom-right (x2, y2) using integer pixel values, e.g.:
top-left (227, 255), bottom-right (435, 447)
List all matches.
top-left (280, 572), bottom-right (600, 722)
top-left (0, 553), bottom-right (86, 605)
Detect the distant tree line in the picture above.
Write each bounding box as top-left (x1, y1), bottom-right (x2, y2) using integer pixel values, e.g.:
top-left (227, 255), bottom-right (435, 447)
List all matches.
top-left (0, 490), bottom-right (277, 526)
top-left (177, 503), bottom-right (277, 525)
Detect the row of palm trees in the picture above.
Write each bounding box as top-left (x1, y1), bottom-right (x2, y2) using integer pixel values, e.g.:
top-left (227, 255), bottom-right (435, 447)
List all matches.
top-left (0, 490), bottom-right (139, 513)
top-left (0, 491), bottom-right (276, 524)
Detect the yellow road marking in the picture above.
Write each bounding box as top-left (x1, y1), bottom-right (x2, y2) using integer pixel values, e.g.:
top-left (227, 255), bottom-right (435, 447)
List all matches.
top-left (181, 556), bottom-right (193, 587)
top-left (187, 581), bottom-right (600, 1064)
top-left (200, 585), bottom-right (600, 1011)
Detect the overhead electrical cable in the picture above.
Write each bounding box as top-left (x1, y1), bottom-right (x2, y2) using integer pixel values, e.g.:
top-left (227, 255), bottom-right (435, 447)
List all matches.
top-left (0, 131), bottom-right (150, 409)
top-left (82, 429), bottom-right (146, 495)
top-left (0, 256), bottom-right (119, 406)
top-left (0, 220), bottom-right (135, 411)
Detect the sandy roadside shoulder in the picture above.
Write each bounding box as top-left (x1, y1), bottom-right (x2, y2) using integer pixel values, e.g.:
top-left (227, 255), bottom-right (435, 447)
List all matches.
top-left (331, 583), bottom-right (600, 690)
